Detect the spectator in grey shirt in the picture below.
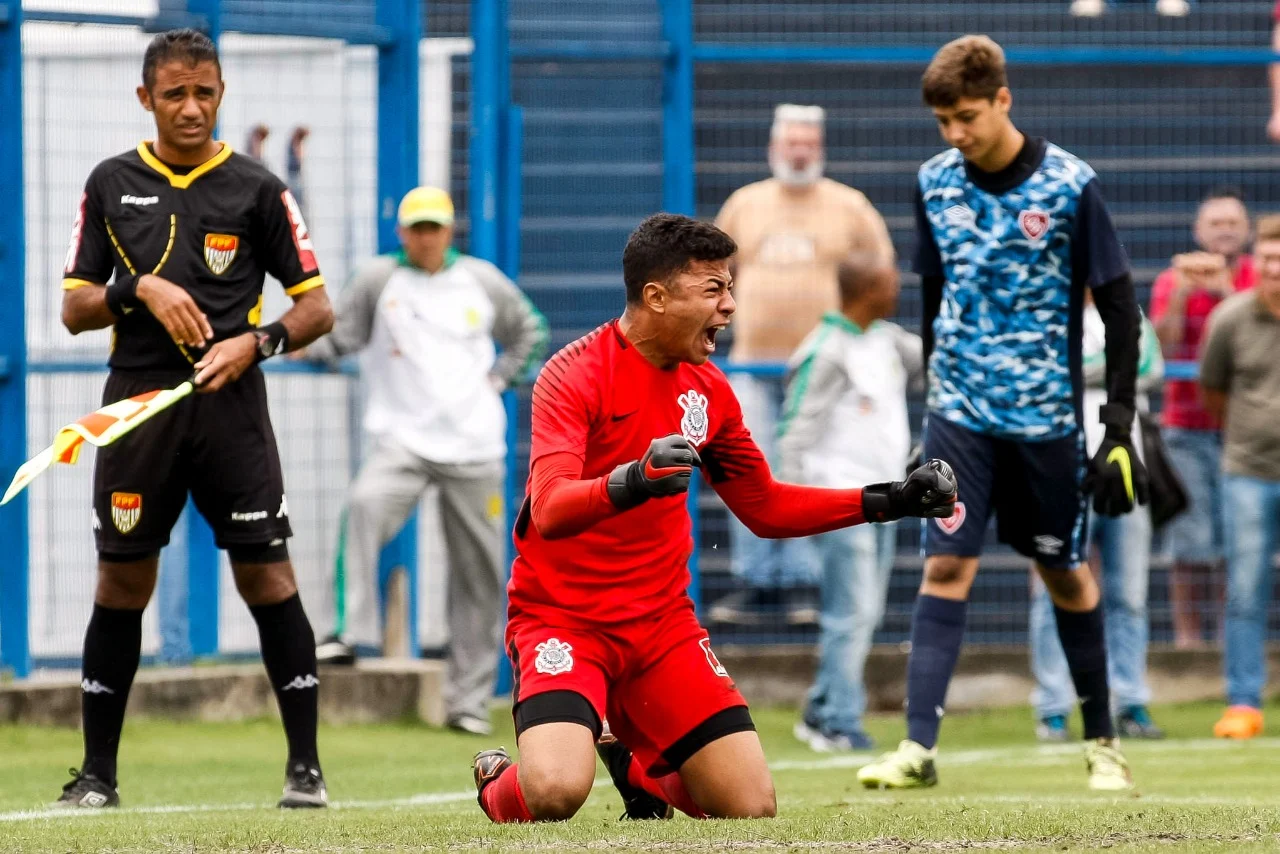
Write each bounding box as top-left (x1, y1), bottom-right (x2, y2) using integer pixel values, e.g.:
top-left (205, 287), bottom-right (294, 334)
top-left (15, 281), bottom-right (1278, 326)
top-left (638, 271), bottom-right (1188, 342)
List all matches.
top-left (1199, 213), bottom-right (1280, 741)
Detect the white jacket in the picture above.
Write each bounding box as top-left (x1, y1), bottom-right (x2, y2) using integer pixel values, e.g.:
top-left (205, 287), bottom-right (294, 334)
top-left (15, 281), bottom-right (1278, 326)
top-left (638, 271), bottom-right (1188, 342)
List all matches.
top-left (777, 312), bottom-right (924, 489)
top-left (309, 250), bottom-right (547, 464)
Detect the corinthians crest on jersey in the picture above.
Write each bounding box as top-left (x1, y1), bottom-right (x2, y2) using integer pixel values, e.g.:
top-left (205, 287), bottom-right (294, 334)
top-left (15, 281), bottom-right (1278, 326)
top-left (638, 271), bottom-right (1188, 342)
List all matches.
top-left (678, 389), bottom-right (709, 446)
top-left (203, 233), bottom-right (239, 275)
top-left (534, 638), bottom-right (574, 675)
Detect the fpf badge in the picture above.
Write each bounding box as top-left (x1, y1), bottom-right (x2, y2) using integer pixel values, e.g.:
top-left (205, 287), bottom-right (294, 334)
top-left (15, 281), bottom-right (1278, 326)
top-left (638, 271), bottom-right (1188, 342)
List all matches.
top-left (111, 492), bottom-right (142, 534)
top-left (204, 233), bottom-right (239, 275)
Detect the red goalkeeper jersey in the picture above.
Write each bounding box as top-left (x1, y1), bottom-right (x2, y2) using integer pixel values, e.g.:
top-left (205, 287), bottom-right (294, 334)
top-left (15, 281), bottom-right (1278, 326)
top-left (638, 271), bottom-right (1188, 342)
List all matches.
top-left (509, 321), bottom-right (868, 627)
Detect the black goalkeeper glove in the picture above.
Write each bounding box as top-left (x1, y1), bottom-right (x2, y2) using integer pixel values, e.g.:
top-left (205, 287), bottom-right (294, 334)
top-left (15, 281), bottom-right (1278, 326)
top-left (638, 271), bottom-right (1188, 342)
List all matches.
top-left (606, 434), bottom-right (703, 510)
top-left (1082, 404), bottom-right (1150, 516)
top-left (862, 458), bottom-right (958, 523)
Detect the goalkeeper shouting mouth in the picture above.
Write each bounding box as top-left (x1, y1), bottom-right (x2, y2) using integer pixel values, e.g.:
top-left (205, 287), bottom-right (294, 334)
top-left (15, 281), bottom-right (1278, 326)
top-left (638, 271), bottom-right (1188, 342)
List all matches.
top-left (471, 213), bottom-right (957, 823)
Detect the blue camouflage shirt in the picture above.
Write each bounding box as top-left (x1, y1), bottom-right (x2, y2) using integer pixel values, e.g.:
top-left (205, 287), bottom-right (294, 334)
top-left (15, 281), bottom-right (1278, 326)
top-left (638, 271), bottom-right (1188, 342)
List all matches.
top-left (915, 137), bottom-right (1130, 440)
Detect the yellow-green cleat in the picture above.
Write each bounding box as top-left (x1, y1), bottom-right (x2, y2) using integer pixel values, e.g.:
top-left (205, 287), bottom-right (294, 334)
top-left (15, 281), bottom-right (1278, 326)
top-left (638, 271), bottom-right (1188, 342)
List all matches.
top-left (856, 739), bottom-right (938, 789)
top-left (1085, 738), bottom-right (1134, 791)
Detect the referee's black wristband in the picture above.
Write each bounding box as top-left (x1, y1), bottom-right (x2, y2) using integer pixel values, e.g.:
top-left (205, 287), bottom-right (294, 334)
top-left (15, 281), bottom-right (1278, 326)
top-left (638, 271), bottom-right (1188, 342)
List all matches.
top-left (253, 322), bottom-right (290, 363)
top-left (104, 275), bottom-right (141, 319)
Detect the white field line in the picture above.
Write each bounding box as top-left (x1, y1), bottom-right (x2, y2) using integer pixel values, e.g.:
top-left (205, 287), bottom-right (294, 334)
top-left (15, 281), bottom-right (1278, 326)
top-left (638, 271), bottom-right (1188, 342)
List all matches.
top-left (2, 737), bottom-right (1277, 824)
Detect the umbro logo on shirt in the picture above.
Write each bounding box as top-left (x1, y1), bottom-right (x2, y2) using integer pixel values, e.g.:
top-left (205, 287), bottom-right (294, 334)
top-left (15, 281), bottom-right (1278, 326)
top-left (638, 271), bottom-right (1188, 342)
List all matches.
top-left (943, 204), bottom-right (975, 226)
top-left (120, 194), bottom-right (160, 206)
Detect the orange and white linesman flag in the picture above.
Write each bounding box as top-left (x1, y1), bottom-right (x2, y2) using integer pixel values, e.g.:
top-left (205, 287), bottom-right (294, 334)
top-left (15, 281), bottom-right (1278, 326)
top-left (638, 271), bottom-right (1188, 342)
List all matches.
top-left (1, 379), bottom-right (194, 506)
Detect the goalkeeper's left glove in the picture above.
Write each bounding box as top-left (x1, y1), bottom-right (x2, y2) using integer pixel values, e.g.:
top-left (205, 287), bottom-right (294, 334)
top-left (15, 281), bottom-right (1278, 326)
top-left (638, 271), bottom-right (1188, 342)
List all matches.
top-left (1082, 404), bottom-right (1150, 516)
top-left (862, 459), bottom-right (958, 523)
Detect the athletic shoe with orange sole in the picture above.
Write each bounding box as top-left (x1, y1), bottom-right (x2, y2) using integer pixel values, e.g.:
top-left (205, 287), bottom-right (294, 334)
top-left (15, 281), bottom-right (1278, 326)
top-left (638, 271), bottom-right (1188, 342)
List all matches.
top-left (1213, 705), bottom-right (1264, 739)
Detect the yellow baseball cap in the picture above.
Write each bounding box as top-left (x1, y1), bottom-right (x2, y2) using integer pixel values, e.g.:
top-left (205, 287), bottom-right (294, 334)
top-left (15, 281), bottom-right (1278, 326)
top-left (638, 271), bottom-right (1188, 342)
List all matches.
top-left (398, 186), bottom-right (455, 227)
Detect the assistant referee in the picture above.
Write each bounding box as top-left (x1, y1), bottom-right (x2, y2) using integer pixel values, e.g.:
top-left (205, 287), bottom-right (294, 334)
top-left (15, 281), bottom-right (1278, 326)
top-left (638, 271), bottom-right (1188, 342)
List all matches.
top-left (56, 29), bottom-right (335, 809)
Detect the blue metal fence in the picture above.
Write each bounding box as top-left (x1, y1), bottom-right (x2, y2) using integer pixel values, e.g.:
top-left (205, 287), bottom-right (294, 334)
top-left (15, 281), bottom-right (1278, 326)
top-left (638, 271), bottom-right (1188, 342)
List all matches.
top-left (0, 0), bottom-right (1271, 678)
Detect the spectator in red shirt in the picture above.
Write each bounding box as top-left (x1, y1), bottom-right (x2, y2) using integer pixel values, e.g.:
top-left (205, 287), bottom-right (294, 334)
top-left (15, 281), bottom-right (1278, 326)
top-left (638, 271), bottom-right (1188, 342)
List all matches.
top-left (1148, 189), bottom-right (1256, 648)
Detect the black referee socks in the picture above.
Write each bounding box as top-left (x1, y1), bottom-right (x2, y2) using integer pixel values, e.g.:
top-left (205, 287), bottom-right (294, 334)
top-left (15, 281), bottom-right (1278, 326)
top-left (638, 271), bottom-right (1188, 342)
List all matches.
top-left (1053, 603), bottom-right (1116, 741)
top-left (81, 604), bottom-right (144, 786)
top-left (250, 593), bottom-right (321, 769)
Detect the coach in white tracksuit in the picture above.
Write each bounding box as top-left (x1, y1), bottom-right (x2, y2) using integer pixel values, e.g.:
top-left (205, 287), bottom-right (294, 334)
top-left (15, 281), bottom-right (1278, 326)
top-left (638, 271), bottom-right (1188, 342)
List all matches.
top-left (305, 187), bottom-right (547, 734)
top-left (778, 252), bottom-right (923, 750)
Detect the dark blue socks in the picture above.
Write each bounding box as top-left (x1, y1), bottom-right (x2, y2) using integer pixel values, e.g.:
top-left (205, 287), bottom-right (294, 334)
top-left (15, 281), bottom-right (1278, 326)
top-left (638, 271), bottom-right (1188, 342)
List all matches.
top-left (905, 594), bottom-right (968, 749)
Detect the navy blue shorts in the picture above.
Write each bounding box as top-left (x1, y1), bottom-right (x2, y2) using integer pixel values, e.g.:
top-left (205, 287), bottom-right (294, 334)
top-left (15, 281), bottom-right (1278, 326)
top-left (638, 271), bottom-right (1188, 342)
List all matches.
top-left (921, 415), bottom-right (1089, 570)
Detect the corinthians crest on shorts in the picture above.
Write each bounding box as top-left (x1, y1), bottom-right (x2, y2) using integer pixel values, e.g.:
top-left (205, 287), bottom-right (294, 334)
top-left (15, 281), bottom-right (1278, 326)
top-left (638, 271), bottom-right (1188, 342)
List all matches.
top-left (111, 492), bottom-right (142, 534)
top-left (203, 233), bottom-right (239, 275)
top-left (534, 638), bottom-right (574, 675)
top-left (678, 389), bottom-right (709, 446)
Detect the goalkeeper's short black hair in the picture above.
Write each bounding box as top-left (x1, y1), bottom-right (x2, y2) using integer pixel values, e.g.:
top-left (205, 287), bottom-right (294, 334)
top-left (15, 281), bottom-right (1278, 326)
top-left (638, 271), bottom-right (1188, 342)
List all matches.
top-left (143, 28), bottom-right (221, 90)
top-left (622, 214), bottom-right (737, 304)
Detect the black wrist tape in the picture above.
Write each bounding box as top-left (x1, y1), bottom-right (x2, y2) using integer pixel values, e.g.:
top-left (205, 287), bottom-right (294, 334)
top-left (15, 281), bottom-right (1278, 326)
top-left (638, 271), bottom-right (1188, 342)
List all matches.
top-left (104, 276), bottom-right (141, 318)
top-left (254, 321), bottom-right (290, 363)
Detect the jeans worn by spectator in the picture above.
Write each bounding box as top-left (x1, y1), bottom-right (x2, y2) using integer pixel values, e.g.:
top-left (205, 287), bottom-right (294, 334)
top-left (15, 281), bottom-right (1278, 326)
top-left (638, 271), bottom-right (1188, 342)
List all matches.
top-left (1222, 474), bottom-right (1280, 709)
top-left (723, 374), bottom-right (818, 594)
top-left (1163, 428), bottom-right (1226, 564)
top-left (1030, 508), bottom-right (1153, 720)
top-left (805, 522), bottom-right (897, 736)
top-left (158, 507), bottom-right (192, 666)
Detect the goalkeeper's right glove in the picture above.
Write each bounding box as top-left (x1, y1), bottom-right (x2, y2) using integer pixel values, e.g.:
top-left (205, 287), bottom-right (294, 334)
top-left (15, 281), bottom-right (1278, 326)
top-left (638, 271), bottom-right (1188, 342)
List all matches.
top-left (862, 458), bottom-right (958, 523)
top-left (606, 434), bottom-right (703, 510)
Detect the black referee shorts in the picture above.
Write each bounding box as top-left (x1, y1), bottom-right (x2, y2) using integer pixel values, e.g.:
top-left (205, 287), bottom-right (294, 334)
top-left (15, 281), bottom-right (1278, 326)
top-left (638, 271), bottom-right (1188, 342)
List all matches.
top-left (92, 367), bottom-right (292, 555)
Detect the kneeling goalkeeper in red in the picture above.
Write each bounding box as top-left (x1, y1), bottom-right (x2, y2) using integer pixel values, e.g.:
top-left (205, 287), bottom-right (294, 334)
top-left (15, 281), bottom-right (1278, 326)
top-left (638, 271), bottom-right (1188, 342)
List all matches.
top-left (472, 214), bottom-right (957, 822)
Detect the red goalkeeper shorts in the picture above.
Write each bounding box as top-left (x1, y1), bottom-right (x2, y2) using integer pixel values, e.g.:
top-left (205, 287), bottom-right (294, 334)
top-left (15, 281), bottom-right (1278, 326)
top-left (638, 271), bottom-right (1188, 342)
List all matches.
top-left (505, 600), bottom-right (753, 776)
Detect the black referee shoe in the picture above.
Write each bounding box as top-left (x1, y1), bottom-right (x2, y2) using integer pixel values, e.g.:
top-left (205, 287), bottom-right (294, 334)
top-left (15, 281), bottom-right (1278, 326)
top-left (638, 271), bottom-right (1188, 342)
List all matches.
top-left (596, 733), bottom-right (673, 820)
top-left (53, 768), bottom-right (119, 809)
top-left (278, 762), bottom-right (328, 809)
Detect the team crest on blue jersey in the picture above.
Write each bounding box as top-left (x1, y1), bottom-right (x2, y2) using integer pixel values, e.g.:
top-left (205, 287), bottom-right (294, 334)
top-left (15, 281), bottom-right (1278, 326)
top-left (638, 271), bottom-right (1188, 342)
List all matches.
top-left (534, 639), bottom-right (574, 675)
top-left (678, 390), bottom-right (709, 446)
top-left (1018, 209), bottom-right (1050, 240)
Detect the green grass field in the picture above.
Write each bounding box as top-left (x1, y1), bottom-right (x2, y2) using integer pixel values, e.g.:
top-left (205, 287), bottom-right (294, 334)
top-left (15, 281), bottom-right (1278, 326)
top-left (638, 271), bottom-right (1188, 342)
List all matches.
top-left (2, 701), bottom-right (1279, 852)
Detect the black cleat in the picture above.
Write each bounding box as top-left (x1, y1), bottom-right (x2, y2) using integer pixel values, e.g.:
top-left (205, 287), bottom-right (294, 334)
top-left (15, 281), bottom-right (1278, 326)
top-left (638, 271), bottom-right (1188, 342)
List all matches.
top-left (316, 634), bottom-right (356, 666)
top-left (473, 747), bottom-right (514, 809)
top-left (53, 768), bottom-right (119, 809)
top-left (596, 733), bottom-right (673, 820)
top-left (278, 762), bottom-right (328, 808)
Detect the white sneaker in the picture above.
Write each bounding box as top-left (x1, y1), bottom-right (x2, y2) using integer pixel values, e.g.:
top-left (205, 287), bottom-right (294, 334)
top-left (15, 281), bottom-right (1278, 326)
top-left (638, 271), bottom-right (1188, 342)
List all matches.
top-left (1155, 0), bottom-right (1190, 17)
top-left (447, 713), bottom-right (493, 737)
top-left (1085, 738), bottom-right (1134, 791)
top-left (857, 739), bottom-right (938, 789)
top-left (1070, 0), bottom-right (1107, 17)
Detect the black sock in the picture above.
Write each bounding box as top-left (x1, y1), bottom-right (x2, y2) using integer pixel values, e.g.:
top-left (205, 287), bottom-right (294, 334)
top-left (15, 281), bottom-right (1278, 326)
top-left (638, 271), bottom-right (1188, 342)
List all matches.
top-left (81, 604), bottom-right (144, 786)
top-left (1053, 604), bottom-right (1115, 740)
top-left (905, 595), bottom-right (967, 750)
top-left (250, 593), bottom-right (320, 769)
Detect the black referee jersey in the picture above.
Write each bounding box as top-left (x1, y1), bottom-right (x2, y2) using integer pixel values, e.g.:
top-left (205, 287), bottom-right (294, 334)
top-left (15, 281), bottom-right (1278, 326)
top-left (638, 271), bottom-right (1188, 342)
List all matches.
top-left (63, 141), bottom-right (325, 372)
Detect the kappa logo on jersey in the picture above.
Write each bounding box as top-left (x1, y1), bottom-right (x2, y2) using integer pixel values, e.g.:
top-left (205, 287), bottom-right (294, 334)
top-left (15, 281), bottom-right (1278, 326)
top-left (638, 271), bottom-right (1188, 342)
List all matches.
top-left (281, 189), bottom-right (319, 273)
top-left (120, 194), bottom-right (159, 206)
top-left (203, 233), bottom-right (239, 275)
top-left (110, 492), bottom-right (142, 534)
top-left (935, 500), bottom-right (966, 535)
top-left (281, 674), bottom-right (319, 691)
top-left (1033, 534), bottom-right (1064, 556)
top-left (534, 638), bottom-right (574, 675)
top-left (699, 638), bottom-right (729, 678)
top-left (678, 390), bottom-right (709, 446)
top-left (1018, 209), bottom-right (1051, 240)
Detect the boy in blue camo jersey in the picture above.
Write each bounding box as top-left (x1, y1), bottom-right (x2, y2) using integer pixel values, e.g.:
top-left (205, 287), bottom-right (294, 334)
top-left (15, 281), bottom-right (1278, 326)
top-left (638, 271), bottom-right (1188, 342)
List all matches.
top-left (858, 35), bottom-right (1148, 792)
